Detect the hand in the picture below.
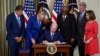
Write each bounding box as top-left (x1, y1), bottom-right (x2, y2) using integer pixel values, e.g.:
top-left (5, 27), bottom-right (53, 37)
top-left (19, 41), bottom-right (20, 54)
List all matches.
top-left (43, 40), bottom-right (48, 44)
top-left (31, 38), bottom-right (35, 45)
top-left (83, 37), bottom-right (85, 43)
top-left (18, 37), bottom-right (23, 42)
top-left (71, 38), bottom-right (75, 43)
top-left (84, 40), bottom-right (91, 44)
top-left (15, 37), bottom-right (21, 42)
top-left (18, 37), bottom-right (22, 42)
top-left (15, 37), bottom-right (19, 42)
top-left (84, 38), bottom-right (93, 44)
top-left (54, 41), bottom-right (60, 44)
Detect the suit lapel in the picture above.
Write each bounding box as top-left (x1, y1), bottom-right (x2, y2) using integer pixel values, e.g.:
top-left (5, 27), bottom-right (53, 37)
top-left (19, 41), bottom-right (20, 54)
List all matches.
top-left (20, 16), bottom-right (22, 28)
top-left (81, 13), bottom-right (86, 21)
top-left (13, 13), bottom-right (20, 28)
top-left (36, 16), bottom-right (41, 28)
top-left (81, 13), bottom-right (86, 24)
top-left (47, 31), bottom-right (51, 41)
top-left (78, 12), bottom-right (86, 22)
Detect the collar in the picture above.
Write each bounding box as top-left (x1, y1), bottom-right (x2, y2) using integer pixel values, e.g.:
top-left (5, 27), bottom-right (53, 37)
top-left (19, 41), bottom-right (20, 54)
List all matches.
top-left (14, 12), bottom-right (18, 18)
top-left (14, 12), bottom-right (20, 19)
top-left (80, 11), bottom-right (85, 17)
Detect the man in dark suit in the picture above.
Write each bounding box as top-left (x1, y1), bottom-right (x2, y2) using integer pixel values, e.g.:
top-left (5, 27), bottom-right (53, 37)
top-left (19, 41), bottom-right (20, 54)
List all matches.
top-left (57, 6), bottom-right (77, 56)
top-left (77, 2), bottom-right (87, 56)
top-left (39, 23), bottom-right (64, 56)
top-left (6, 5), bottom-right (25, 56)
top-left (39, 23), bottom-right (64, 43)
top-left (26, 8), bottom-right (45, 48)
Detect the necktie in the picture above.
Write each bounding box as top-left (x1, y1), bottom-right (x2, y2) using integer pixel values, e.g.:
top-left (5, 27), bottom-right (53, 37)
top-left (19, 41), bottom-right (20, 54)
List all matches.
top-left (79, 13), bottom-right (82, 22)
top-left (38, 21), bottom-right (41, 27)
top-left (62, 15), bottom-right (66, 22)
top-left (51, 32), bottom-right (54, 41)
top-left (17, 16), bottom-right (21, 28)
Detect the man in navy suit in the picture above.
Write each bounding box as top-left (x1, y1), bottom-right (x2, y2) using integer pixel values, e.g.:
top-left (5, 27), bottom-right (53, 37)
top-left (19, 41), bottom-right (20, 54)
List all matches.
top-left (77, 2), bottom-right (87, 56)
top-left (39, 23), bottom-right (64, 56)
top-left (26, 8), bottom-right (45, 48)
top-left (39, 23), bottom-right (64, 44)
top-left (6, 5), bottom-right (25, 56)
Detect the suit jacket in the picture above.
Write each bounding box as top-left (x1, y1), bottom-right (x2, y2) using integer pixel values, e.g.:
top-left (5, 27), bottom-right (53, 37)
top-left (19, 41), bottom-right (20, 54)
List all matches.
top-left (77, 12), bottom-right (87, 39)
top-left (6, 12), bottom-right (25, 40)
top-left (39, 30), bottom-right (64, 43)
top-left (57, 13), bottom-right (77, 43)
top-left (26, 15), bottom-right (43, 42)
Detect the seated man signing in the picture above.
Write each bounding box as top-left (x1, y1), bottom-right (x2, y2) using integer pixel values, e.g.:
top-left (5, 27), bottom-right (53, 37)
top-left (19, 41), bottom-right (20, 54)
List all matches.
top-left (39, 23), bottom-right (64, 44)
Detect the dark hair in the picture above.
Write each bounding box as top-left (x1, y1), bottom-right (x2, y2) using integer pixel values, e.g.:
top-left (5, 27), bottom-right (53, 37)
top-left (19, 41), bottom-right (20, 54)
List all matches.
top-left (86, 10), bottom-right (96, 20)
top-left (37, 7), bottom-right (44, 14)
top-left (15, 5), bottom-right (24, 11)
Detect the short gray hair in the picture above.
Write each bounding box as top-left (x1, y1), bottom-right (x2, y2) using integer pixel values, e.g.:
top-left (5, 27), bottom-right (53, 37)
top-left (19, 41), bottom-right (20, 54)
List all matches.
top-left (79, 2), bottom-right (87, 8)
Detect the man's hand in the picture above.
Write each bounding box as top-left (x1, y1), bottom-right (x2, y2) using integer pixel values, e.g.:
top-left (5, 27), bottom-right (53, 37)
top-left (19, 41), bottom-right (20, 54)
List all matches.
top-left (31, 38), bottom-right (35, 45)
top-left (71, 38), bottom-right (75, 43)
top-left (42, 40), bottom-right (48, 44)
top-left (15, 37), bottom-right (19, 42)
top-left (19, 37), bottom-right (22, 42)
top-left (54, 41), bottom-right (60, 44)
top-left (15, 37), bottom-right (22, 42)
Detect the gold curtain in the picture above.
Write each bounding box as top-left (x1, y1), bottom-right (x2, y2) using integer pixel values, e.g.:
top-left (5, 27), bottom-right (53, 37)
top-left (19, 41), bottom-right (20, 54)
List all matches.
top-left (0, 0), bottom-right (25, 56)
top-left (0, 0), bottom-right (38, 55)
top-left (0, 0), bottom-right (38, 56)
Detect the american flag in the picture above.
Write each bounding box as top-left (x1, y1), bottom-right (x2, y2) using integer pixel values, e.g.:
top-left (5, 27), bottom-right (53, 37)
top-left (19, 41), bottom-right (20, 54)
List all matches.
top-left (23, 0), bottom-right (35, 27)
top-left (51, 0), bottom-right (63, 23)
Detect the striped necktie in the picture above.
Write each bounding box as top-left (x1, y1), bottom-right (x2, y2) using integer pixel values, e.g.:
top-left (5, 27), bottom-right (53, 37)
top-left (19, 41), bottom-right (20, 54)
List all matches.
top-left (51, 32), bottom-right (54, 41)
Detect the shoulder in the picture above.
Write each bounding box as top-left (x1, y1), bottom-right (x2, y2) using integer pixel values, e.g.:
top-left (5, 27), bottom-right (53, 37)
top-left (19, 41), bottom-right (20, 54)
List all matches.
top-left (6, 12), bottom-right (15, 21)
top-left (68, 13), bottom-right (76, 20)
top-left (93, 20), bottom-right (98, 25)
top-left (30, 15), bottom-right (37, 19)
top-left (44, 30), bottom-right (49, 33)
top-left (55, 31), bottom-right (60, 34)
top-left (57, 14), bottom-right (62, 17)
top-left (68, 13), bottom-right (75, 17)
top-left (43, 30), bottom-right (50, 35)
top-left (7, 12), bottom-right (14, 18)
top-left (29, 15), bottom-right (37, 21)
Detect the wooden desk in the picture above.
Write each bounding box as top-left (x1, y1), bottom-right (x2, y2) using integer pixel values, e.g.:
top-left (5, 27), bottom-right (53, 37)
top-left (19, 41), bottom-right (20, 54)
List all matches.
top-left (33, 44), bottom-right (71, 56)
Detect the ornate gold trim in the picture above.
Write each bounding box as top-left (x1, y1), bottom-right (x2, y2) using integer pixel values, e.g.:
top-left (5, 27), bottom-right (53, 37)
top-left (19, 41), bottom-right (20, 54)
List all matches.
top-left (46, 44), bottom-right (57, 55)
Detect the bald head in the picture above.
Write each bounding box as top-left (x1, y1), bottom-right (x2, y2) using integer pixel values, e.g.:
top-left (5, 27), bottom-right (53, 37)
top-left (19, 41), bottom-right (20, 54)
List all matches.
top-left (50, 23), bottom-right (58, 32)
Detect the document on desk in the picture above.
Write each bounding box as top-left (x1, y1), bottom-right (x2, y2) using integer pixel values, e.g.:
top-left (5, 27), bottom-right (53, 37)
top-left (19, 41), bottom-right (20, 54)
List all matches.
top-left (41, 42), bottom-right (66, 45)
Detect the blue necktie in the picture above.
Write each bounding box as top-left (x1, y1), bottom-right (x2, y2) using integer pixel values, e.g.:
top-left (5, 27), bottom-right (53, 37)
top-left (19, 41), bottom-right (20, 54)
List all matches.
top-left (38, 21), bottom-right (41, 27)
top-left (79, 13), bottom-right (82, 22)
top-left (51, 32), bottom-right (54, 41)
top-left (17, 16), bottom-right (21, 28)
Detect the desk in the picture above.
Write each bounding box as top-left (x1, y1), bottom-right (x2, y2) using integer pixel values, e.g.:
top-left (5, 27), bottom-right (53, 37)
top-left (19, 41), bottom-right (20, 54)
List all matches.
top-left (33, 44), bottom-right (71, 56)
